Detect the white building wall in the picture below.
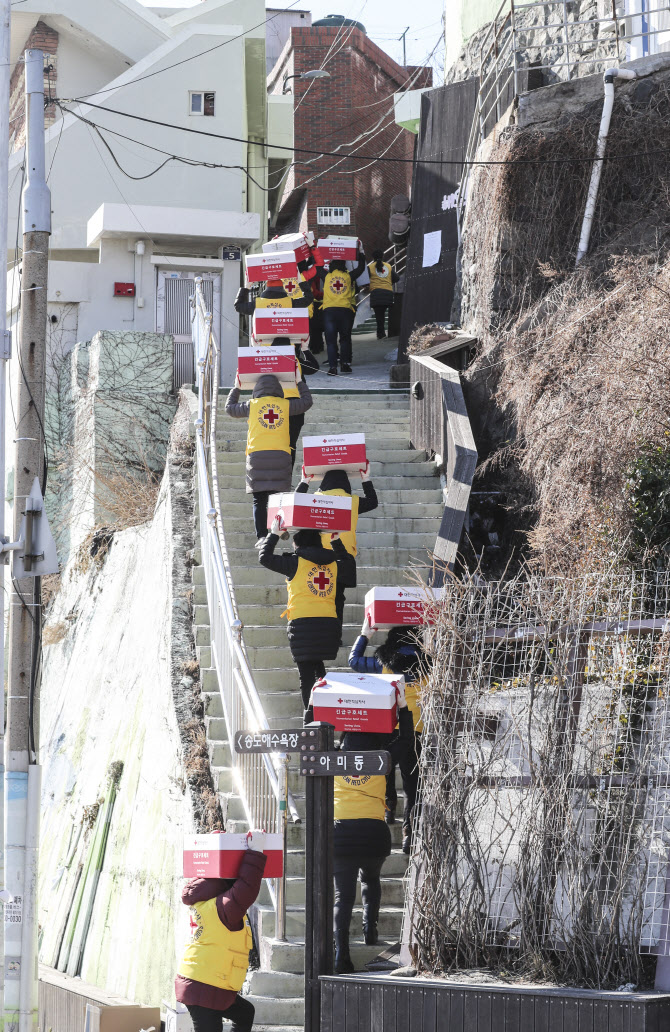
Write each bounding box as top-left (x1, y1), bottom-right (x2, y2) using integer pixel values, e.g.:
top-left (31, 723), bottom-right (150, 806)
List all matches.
top-left (55, 31), bottom-right (129, 103)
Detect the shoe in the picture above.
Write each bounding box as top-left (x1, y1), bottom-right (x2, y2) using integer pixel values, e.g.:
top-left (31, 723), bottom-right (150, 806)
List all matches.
top-left (376, 333), bottom-right (386, 340)
top-left (255, 537), bottom-right (266, 550)
top-left (385, 806), bottom-right (396, 825)
top-left (340, 363), bottom-right (352, 373)
top-left (363, 923), bottom-right (378, 946)
top-left (334, 931), bottom-right (355, 974)
top-left (303, 706), bottom-right (314, 726)
top-left (402, 834), bottom-right (411, 855)
top-left (327, 367), bottom-right (338, 376)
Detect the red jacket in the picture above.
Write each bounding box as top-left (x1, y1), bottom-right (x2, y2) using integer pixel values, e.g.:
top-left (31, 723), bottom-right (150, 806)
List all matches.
top-left (175, 849), bottom-right (267, 1011)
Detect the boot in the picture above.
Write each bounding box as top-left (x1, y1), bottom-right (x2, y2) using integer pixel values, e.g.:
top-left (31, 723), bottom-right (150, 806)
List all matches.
top-left (362, 904), bottom-right (379, 946)
top-left (334, 930), bottom-right (354, 974)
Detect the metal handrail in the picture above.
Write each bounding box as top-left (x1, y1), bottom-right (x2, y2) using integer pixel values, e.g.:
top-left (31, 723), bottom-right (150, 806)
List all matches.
top-left (191, 279), bottom-right (300, 918)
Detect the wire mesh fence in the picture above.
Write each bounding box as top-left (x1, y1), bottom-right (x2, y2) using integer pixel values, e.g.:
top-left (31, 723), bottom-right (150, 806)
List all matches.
top-left (409, 567), bottom-right (670, 987)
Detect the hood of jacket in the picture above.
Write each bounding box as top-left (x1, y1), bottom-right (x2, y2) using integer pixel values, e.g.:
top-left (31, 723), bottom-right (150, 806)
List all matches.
top-left (182, 876), bottom-right (233, 905)
top-left (296, 544), bottom-right (339, 566)
top-left (320, 469), bottom-right (352, 494)
top-left (252, 374), bottom-right (284, 399)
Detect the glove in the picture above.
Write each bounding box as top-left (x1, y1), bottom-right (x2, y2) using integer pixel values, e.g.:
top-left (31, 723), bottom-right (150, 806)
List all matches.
top-left (360, 461), bottom-right (372, 483)
top-left (297, 258), bottom-right (309, 273)
top-left (234, 372), bottom-right (241, 389)
top-left (300, 465), bottom-right (315, 486)
top-left (234, 286), bottom-right (250, 308)
top-left (271, 515), bottom-right (286, 536)
top-left (330, 532), bottom-right (340, 542)
top-left (361, 615), bottom-right (375, 639)
top-left (295, 364), bottom-right (303, 384)
top-left (311, 247), bottom-right (325, 267)
top-left (247, 830), bottom-right (266, 853)
top-left (395, 683), bottom-right (407, 710)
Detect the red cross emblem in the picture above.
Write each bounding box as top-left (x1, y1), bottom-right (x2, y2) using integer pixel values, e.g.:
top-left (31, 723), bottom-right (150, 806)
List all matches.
top-left (285, 279), bottom-right (297, 293)
top-left (265, 408), bottom-right (279, 425)
top-left (331, 277), bottom-right (346, 294)
top-left (312, 571), bottom-right (331, 591)
top-left (338, 698), bottom-right (343, 704)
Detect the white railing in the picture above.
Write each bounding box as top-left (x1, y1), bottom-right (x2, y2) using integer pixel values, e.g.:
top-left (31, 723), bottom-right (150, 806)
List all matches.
top-left (191, 279), bottom-right (299, 921)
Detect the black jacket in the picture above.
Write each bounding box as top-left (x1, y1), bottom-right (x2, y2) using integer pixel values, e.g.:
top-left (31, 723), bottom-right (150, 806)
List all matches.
top-left (296, 469), bottom-right (378, 516)
top-left (259, 534), bottom-right (356, 662)
top-left (235, 282), bottom-right (312, 316)
top-left (333, 707), bottom-right (415, 858)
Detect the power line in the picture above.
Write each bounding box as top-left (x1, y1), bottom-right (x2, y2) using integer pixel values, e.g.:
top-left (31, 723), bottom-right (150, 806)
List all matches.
top-left (71, 0), bottom-right (305, 101)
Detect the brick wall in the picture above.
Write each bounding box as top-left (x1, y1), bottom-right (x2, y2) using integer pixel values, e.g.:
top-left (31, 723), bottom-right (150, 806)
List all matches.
top-left (281, 25), bottom-right (432, 255)
top-left (9, 20), bottom-right (59, 153)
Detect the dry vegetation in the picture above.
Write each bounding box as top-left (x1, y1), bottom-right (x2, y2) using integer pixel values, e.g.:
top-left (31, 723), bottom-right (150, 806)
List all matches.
top-left (457, 71), bottom-right (670, 574)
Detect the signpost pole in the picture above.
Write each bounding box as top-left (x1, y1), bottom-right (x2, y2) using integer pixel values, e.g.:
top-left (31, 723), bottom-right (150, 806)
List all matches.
top-left (303, 722), bottom-right (334, 1032)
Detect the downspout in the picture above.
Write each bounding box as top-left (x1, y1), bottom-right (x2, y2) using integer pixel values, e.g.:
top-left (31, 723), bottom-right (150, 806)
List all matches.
top-left (575, 67), bottom-right (637, 265)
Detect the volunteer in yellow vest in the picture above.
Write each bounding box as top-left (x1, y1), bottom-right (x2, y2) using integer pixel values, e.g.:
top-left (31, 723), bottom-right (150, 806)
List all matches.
top-left (317, 248), bottom-right (366, 376)
top-left (296, 466), bottom-right (379, 621)
top-left (225, 372), bottom-right (313, 545)
top-left (175, 830), bottom-right (267, 1032)
top-left (367, 249), bottom-right (400, 341)
top-left (234, 270), bottom-right (313, 319)
top-left (332, 683), bottom-right (414, 974)
top-left (259, 522), bottom-right (356, 724)
top-left (348, 619), bottom-right (429, 855)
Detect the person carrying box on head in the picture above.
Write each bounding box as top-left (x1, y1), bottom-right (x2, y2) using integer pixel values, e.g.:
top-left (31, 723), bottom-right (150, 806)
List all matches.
top-left (175, 830), bottom-right (267, 1032)
top-left (296, 465), bottom-right (378, 622)
top-left (258, 521), bottom-right (356, 725)
top-left (317, 247), bottom-right (366, 376)
top-left (348, 619), bottom-right (429, 854)
top-left (225, 372), bottom-right (313, 547)
top-left (332, 683), bottom-right (415, 974)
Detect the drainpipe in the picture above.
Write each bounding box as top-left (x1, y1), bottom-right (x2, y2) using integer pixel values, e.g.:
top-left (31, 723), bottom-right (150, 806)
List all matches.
top-left (575, 67), bottom-right (637, 265)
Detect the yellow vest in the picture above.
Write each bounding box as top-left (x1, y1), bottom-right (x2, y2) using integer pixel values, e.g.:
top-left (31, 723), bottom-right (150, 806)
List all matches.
top-left (178, 898), bottom-right (252, 992)
top-left (283, 275), bottom-right (313, 318)
top-left (246, 397), bottom-right (291, 455)
top-left (334, 774), bottom-right (386, 821)
top-left (383, 665), bottom-right (425, 733)
top-left (319, 491), bottom-right (359, 557)
top-left (255, 295), bottom-right (292, 309)
top-left (368, 262), bottom-right (393, 294)
top-left (285, 555), bottom-right (337, 620)
top-left (322, 270), bottom-right (355, 311)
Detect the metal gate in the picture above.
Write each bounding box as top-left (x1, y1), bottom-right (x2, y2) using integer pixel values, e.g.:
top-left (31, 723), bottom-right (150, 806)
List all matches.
top-left (160, 273), bottom-right (215, 390)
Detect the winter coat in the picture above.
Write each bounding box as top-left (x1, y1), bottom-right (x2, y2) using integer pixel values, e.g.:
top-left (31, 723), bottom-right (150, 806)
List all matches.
top-left (225, 375), bottom-right (312, 494)
top-left (258, 533), bottom-right (356, 662)
top-left (333, 708), bottom-right (414, 858)
top-left (234, 281), bottom-right (313, 316)
top-left (175, 849), bottom-right (267, 1011)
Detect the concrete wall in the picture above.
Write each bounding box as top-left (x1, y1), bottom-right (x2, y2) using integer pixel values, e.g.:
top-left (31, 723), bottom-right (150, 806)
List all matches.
top-left (38, 467), bottom-right (192, 1006)
top-left (444, 0), bottom-right (501, 77)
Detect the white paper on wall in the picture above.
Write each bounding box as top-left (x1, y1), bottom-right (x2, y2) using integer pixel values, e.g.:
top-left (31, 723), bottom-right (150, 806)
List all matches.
top-left (422, 230), bottom-right (442, 267)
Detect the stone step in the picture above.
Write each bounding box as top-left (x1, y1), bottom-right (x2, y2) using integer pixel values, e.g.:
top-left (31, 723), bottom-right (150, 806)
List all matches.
top-left (217, 475), bottom-right (439, 494)
top-left (196, 624), bottom-right (211, 646)
top-left (244, 994), bottom-right (304, 1027)
top-left (230, 545), bottom-right (431, 569)
top-left (218, 500), bottom-right (444, 518)
top-left (247, 970), bottom-right (304, 999)
top-left (203, 690), bottom-right (223, 717)
top-left (255, 903), bottom-right (404, 939)
top-left (276, 874), bottom-right (406, 907)
top-left (283, 848), bottom-right (408, 877)
top-left (245, 643), bottom-right (369, 670)
top-left (222, 487), bottom-right (441, 505)
top-left (206, 714), bottom-right (226, 736)
top-left (260, 936), bottom-right (394, 975)
top-left (227, 819), bottom-right (406, 849)
top-left (217, 425), bottom-right (410, 440)
top-left (220, 792), bottom-right (247, 821)
top-left (221, 530), bottom-right (436, 553)
top-left (232, 580), bottom-right (428, 607)
top-left (217, 448), bottom-right (427, 467)
top-left (218, 515), bottom-right (439, 537)
top-left (242, 622), bottom-right (368, 649)
top-left (209, 740), bottom-right (232, 766)
top-left (228, 563), bottom-right (423, 586)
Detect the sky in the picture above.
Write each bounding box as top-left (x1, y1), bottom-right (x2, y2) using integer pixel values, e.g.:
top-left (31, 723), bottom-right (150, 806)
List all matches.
top-left (139, 0), bottom-right (445, 73)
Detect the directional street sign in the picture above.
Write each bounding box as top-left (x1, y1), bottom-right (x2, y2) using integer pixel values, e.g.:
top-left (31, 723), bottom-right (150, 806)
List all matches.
top-left (299, 750), bottom-right (391, 777)
top-left (234, 728), bottom-right (318, 753)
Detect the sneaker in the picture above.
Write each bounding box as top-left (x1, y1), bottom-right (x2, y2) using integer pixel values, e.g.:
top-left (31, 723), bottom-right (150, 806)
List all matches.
top-left (327, 367), bottom-right (338, 376)
top-left (340, 363), bottom-right (352, 373)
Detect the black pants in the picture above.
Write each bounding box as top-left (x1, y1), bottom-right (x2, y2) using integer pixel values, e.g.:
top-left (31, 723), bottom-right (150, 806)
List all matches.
top-left (310, 302), bottom-right (324, 353)
top-left (252, 491), bottom-right (270, 540)
top-left (296, 659), bottom-right (326, 714)
top-left (333, 854), bottom-right (385, 936)
top-left (386, 731), bottom-right (421, 834)
top-left (373, 305), bottom-right (390, 338)
top-left (187, 996), bottom-right (255, 1032)
top-left (289, 413), bottom-right (304, 471)
top-left (324, 307), bottom-right (354, 368)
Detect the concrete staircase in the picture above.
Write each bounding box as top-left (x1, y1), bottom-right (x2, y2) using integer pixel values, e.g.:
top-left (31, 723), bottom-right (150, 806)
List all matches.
top-left (192, 389), bottom-right (442, 1028)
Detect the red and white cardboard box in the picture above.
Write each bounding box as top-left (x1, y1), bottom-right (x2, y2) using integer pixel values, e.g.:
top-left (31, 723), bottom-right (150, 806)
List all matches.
top-left (245, 250), bottom-right (298, 285)
top-left (183, 832), bottom-right (283, 879)
top-left (364, 586), bottom-right (445, 629)
top-left (317, 236), bottom-right (360, 261)
top-left (237, 345), bottom-right (296, 385)
top-left (310, 671), bottom-right (402, 733)
top-left (262, 233), bottom-right (311, 263)
top-left (252, 307), bottom-right (309, 345)
top-left (267, 491), bottom-right (352, 532)
top-left (302, 433), bottom-right (367, 475)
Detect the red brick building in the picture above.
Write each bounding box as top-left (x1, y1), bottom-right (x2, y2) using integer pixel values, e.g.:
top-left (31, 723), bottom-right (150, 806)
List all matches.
top-left (268, 18), bottom-right (432, 256)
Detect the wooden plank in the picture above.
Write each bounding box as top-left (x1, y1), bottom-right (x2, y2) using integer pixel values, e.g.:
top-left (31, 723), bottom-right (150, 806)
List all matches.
top-left (332, 979), bottom-right (346, 1032)
top-left (345, 980), bottom-right (359, 1032)
top-left (577, 996), bottom-right (593, 1032)
top-left (593, 999), bottom-right (608, 1032)
top-left (321, 981), bottom-right (333, 1032)
top-left (382, 982), bottom-right (397, 1032)
top-left (519, 994), bottom-right (535, 1032)
top-left (370, 984), bottom-right (385, 1032)
top-left (533, 995), bottom-right (549, 1032)
top-left (358, 982), bottom-right (372, 1032)
top-left (505, 992), bottom-right (520, 1032)
top-left (409, 984), bottom-right (423, 1032)
top-left (548, 996), bottom-right (563, 1032)
top-left (563, 999), bottom-right (579, 1032)
top-left (477, 990), bottom-right (492, 1032)
top-left (394, 981), bottom-right (410, 1032)
top-left (464, 988), bottom-right (478, 1032)
top-left (450, 987), bottom-right (465, 1032)
top-left (422, 986), bottom-right (437, 1032)
top-left (608, 1000), bottom-right (624, 1032)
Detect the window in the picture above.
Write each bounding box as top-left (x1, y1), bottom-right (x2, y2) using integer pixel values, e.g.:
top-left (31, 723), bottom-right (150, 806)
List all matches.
top-left (189, 91), bottom-right (216, 116)
top-left (317, 206), bottom-right (351, 226)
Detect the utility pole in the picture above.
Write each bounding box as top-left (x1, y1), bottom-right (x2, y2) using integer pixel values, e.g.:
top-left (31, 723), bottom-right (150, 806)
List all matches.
top-left (5, 48), bottom-right (50, 1032)
top-left (399, 27), bottom-right (409, 68)
top-left (0, 0), bottom-right (12, 1022)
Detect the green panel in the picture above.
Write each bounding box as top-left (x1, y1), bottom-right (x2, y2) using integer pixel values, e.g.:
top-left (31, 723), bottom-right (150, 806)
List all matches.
top-left (461, 0), bottom-right (504, 40)
top-left (245, 37), bottom-right (267, 139)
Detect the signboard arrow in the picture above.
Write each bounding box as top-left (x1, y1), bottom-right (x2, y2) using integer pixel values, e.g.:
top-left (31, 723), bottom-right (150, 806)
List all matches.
top-left (234, 728), bottom-right (319, 753)
top-left (299, 750), bottom-right (392, 777)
